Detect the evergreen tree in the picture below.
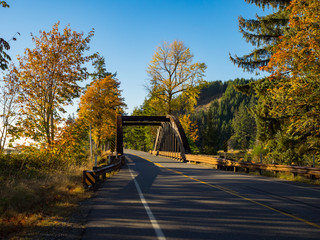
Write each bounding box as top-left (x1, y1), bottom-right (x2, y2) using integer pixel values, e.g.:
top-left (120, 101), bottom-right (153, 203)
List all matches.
top-left (244, 0), bottom-right (290, 9)
top-left (230, 0), bottom-right (290, 73)
top-left (90, 55), bottom-right (114, 80)
top-left (193, 79), bottom-right (255, 154)
top-left (0, 2), bottom-right (10, 70)
top-left (123, 99), bottom-right (157, 151)
top-left (230, 101), bottom-right (256, 150)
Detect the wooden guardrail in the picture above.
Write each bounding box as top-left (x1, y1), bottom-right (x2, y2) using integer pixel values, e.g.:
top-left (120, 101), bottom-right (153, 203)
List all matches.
top-left (149, 151), bottom-right (320, 179)
top-left (83, 155), bottom-right (125, 187)
top-left (150, 150), bottom-right (182, 160)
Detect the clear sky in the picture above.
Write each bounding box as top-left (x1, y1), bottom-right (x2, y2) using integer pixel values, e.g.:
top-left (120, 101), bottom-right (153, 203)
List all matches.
top-left (1, 0), bottom-right (272, 116)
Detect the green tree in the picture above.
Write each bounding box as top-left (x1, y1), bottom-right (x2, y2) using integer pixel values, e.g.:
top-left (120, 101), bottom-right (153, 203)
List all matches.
top-left (123, 100), bottom-right (157, 151)
top-left (230, 0), bottom-right (290, 73)
top-left (230, 101), bottom-right (256, 150)
top-left (147, 40), bottom-right (206, 115)
top-left (193, 79), bottom-right (255, 154)
top-left (0, 1), bottom-right (10, 70)
top-left (90, 55), bottom-right (114, 80)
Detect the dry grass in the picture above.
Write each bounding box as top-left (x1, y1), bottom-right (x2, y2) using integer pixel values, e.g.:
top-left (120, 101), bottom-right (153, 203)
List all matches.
top-left (0, 162), bottom-right (94, 239)
top-left (247, 169), bottom-right (320, 185)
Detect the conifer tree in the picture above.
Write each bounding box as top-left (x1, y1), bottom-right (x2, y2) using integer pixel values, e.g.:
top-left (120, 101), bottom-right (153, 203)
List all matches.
top-left (230, 0), bottom-right (290, 73)
top-left (0, 2), bottom-right (10, 70)
top-left (234, 0), bottom-right (320, 165)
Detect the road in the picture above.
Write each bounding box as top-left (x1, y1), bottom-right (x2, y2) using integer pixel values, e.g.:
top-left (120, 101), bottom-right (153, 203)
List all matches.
top-left (81, 149), bottom-right (320, 240)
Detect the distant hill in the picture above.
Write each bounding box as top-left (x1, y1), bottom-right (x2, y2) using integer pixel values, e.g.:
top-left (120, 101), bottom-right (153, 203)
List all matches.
top-left (197, 81), bottom-right (227, 105)
top-left (191, 78), bottom-right (256, 154)
top-left (195, 80), bottom-right (227, 112)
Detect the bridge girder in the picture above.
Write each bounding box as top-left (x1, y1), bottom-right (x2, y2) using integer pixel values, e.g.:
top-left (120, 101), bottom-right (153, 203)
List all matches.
top-left (116, 115), bottom-right (190, 159)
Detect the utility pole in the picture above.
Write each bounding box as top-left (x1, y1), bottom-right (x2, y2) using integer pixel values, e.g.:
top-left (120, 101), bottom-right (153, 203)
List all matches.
top-left (89, 122), bottom-right (93, 162)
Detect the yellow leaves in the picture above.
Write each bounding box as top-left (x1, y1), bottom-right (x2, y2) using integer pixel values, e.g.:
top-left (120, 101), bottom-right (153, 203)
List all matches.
top-left (266, 0), bottom-right (320, 78)
top-left (263, 0), bottom-right (320, 132)
top-left (147, 40), bottom-right (206, 114)
top-left (78, 75), bottom-right (125, 144)
top-left (179, 114), bottom-right (199, 143)
top-left (14, 22), bottom-right (96, 148)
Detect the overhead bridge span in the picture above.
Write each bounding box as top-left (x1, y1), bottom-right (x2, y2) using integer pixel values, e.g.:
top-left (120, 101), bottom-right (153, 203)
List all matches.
top-left (116, 115), bottom-right (191, 160)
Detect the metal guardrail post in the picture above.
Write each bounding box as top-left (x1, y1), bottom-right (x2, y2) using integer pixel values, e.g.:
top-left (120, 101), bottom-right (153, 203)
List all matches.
top-left (83, 170), bottom-right (96, 187)
top-left (83, 155), bottom-right (124, 188)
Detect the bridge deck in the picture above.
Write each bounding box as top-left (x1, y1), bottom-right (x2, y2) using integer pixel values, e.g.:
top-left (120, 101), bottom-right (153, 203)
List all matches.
top-left (82, 149), bottom-right (320, 240)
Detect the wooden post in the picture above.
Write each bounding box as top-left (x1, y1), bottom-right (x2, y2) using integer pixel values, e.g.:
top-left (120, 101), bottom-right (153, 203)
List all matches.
top-left (312, 154), bottom-right (315, 168)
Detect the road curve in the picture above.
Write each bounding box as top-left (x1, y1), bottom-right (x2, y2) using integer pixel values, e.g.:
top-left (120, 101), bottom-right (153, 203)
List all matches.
top-left (81, 149), bottom-right (320, 240)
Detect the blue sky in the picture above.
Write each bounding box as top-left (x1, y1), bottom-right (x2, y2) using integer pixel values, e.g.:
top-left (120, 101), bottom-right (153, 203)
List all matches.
top-left (1, 0), bottom-right (272, 115)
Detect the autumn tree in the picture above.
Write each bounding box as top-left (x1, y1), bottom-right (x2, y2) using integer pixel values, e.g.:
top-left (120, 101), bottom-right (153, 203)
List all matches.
top-left (15, 22), bottom-right (96, 148)
top-left (262, 0), bottom-right (320, 155)
top-left (147, 40), bottom-right (206, 115)
top-left (54, 115), bottom-right (89, 164)
top-left (78, 57), bottom-right (126, 148)
top-left (0, 65), bottom-right (19, 151)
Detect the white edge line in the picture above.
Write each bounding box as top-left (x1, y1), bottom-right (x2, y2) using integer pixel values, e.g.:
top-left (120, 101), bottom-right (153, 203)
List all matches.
top-left (128, 166), bottom-right (166, 240)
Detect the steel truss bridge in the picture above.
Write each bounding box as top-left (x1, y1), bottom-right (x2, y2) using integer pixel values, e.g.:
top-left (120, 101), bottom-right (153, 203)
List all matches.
top-left (115, 115), bottom-right (191, 159)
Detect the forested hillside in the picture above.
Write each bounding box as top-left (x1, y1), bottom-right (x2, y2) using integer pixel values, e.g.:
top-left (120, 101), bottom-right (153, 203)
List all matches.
top-left (193, 79), bottom-right (256, 154)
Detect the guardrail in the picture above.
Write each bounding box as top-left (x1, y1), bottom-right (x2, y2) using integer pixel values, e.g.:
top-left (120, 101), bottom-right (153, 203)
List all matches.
top-left (83, 155), bottom-right (125, 187)
top-left (150, 150), bottom-right (183, 160)
top-left (149, 151), bottom-right (320, 179)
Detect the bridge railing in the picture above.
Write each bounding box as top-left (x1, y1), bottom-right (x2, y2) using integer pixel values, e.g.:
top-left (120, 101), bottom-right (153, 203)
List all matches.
top-left (83, 154), bottom-right (125, 187)
top-left (149, 151), bottom-right (320, 179)
top-left (150, 150), bottom-right (183, 160)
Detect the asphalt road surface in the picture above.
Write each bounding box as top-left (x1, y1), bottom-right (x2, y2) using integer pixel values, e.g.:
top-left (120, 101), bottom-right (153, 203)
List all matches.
top-left (81, 149), bottom-right (320, 240)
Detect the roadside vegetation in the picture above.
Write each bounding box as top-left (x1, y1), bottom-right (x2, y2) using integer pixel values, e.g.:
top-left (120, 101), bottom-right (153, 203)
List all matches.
top-left (0, 149), bottom-right (93, 239)
top-left (0, 3), bottom-right (125, 239)
top-left (0, 0), bottom-right (320, 237)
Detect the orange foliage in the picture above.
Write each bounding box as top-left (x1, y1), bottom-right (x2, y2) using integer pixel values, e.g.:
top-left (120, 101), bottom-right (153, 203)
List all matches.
top-left (78, 75), bottom-right (125, 147)
top-left (262, 0), bottom-right (320, 138)
top-left (15, 22), bottom-right (96, 148)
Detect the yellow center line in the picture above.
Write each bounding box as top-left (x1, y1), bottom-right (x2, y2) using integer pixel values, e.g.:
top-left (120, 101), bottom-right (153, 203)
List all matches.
top-left (131, 153), bottom-right (320, 230)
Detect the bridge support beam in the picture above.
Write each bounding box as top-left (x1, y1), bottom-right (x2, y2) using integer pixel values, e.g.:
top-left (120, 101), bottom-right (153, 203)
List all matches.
top-left (115, 115), bottom-right (190, 159)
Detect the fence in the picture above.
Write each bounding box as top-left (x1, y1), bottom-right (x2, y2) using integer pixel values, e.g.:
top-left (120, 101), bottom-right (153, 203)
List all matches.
top-left (150, 151), bottom-right (320, 179)
top-left (83, 154), bottom-right (125, 187)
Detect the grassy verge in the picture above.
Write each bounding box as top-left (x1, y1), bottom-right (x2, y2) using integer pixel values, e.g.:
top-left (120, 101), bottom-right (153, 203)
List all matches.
top-left (195, 162), bottom-right (320, 185)
top-left (250, 170), bottom-right (320, 185)
top-left (0, 151), bottom-right (96, 239)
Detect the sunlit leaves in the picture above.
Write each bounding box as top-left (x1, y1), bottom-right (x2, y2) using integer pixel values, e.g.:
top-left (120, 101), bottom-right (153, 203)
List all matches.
top-left (15, 22), bottom-right (96, 148)
top-left (146, 40), bottom-right (206, 115)
top-left (263, 0), bottom-right (320, 152)
top-left (78, 74), bottom-right (126, 147)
